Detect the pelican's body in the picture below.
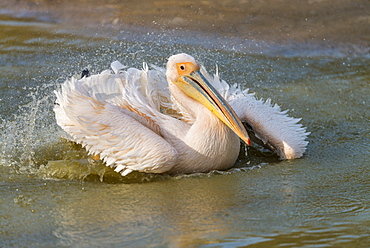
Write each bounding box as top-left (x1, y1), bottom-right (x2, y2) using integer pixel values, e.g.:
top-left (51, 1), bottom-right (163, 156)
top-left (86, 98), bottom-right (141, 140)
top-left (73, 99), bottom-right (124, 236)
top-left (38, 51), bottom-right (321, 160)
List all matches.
top-left (54, 53), bottom-right (309, 175)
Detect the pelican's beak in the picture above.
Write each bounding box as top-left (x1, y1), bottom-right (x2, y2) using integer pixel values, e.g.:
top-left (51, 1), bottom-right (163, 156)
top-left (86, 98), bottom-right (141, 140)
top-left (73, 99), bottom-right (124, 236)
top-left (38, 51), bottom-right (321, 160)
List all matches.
top-left (174, 65), bottom-right (251, 145)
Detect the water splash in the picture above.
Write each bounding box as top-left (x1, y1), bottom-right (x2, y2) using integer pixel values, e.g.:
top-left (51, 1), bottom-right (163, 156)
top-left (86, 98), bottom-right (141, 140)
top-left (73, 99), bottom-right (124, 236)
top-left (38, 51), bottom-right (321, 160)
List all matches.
top-left (0, 84), bottom-right (58, 172)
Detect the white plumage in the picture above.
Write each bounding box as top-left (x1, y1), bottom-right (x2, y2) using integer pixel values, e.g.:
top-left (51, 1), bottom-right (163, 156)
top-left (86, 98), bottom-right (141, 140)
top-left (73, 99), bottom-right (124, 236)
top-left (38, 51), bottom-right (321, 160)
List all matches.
top-left (54, 53), bottom-right (309, 175)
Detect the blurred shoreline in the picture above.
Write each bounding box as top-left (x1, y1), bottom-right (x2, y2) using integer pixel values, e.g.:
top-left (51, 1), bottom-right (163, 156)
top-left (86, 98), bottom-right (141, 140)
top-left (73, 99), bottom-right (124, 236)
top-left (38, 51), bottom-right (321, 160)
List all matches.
top-left (1, 0), bottom-right (369, 56)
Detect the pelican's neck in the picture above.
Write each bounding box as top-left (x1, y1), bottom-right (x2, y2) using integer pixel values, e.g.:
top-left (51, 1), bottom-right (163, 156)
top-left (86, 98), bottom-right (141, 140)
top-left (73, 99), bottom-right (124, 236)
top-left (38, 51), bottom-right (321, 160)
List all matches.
top-left (166, 82), bottom-right (240, 174)
top-left (167, 81), bottom-right (198, 119)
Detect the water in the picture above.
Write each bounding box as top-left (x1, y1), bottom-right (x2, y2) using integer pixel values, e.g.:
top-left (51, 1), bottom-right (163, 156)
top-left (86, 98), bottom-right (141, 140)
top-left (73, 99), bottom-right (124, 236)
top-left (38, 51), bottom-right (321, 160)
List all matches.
top-left (1, 3), bottom-right (369, 247)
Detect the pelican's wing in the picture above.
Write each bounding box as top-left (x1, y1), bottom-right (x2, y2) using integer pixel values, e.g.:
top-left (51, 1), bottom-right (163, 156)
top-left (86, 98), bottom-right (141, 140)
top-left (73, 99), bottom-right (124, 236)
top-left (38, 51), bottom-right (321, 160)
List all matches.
top-left (230, 93), bottom-right (309, 159)
top-left (200, 67), bottom-right (309, 159)
top-left (54, 66), bottom-right (178, 175)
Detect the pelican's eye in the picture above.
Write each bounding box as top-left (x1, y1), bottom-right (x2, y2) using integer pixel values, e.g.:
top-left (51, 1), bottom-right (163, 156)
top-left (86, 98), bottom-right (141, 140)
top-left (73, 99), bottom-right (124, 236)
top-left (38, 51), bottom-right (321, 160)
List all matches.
top-left (176, 62), bottom-right (200, 76)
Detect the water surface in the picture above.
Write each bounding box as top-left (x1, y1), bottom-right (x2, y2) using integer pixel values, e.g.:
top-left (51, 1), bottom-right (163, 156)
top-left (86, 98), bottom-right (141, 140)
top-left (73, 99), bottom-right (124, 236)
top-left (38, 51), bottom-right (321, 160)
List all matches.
top-left (0, 3), bottom-right (369, 247)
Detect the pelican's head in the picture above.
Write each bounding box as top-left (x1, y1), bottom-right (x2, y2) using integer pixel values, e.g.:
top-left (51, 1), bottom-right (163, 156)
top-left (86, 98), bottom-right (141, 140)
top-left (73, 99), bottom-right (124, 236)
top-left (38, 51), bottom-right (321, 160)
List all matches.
top-left (166, 53), bottom-right (250, 145)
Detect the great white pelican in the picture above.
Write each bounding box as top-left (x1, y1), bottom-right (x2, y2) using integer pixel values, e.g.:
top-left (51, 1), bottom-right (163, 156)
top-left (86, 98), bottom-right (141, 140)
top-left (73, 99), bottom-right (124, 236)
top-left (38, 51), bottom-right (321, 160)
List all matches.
top-left (54, 53), bottom-right (309, 175)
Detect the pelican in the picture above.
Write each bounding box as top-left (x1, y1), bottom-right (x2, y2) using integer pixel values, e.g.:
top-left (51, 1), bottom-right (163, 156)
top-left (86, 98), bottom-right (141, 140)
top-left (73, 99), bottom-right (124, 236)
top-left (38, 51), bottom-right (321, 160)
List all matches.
top-left (54, 53), bottom-right (309, 175)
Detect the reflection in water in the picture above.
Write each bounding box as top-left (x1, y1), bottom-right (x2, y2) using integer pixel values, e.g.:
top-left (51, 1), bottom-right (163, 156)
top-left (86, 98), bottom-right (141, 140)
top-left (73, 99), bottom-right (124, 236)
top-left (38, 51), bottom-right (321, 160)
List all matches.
top-left (50, 177), bottom-right (242, 247)
top-left (43, 166), bottom-right (369, 247)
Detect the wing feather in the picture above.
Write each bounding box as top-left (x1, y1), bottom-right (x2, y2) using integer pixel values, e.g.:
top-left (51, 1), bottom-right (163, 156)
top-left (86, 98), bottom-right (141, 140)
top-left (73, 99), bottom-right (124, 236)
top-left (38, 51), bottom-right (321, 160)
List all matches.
top-left (54, 68), bottom-right (178, 175)
top-left (230, 93), bottom-right (310, 159)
